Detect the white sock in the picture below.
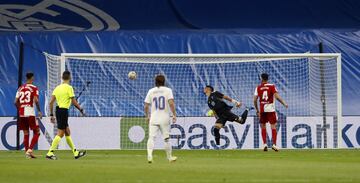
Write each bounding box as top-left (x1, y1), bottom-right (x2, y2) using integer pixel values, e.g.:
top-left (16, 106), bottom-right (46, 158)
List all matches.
top-left (147, 137), bottom-right (154, 159)
top-left (164, 140), bottom-right (172, 160)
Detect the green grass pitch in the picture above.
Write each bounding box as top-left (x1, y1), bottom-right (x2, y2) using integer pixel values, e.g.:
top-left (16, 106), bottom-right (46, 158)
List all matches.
top-left (0, 149), bottom-right (359, 183)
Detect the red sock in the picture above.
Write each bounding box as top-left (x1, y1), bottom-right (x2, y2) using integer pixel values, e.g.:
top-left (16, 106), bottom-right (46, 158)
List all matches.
top-left (272, 129), bottom-right (277, 145)
top-left (261, 128), bottom-right (267, 144)
top-left (23, 134), bottom-right (29, 151)
top-left (29, 133), bottom-right (40, 150)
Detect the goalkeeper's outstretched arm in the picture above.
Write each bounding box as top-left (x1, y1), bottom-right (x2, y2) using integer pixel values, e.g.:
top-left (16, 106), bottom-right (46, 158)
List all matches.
top-left (223, 95), bottom-right (241, 107)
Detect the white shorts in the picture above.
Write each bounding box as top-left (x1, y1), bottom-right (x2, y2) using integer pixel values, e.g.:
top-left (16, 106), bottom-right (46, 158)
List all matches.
top-left (148, 122), bottom-right (170, 140)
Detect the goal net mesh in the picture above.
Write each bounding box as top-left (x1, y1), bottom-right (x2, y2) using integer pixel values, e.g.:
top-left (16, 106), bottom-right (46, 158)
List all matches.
top-left (45, 54), bottom-right (340, 149)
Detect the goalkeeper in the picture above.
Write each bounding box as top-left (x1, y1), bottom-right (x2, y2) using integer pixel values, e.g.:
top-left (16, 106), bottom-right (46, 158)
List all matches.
top-left (204, 85), bottom-right (249, 145)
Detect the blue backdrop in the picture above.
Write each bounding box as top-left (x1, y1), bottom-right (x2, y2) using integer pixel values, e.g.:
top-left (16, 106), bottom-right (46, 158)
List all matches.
top-left (0, 29), bottom-right (359, 116)
top-left (0, 0), bottom-right (359, 116)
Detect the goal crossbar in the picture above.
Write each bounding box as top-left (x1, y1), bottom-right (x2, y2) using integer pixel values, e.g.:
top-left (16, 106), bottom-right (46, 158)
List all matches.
top-left (46, 52), bottom-right (342, 149)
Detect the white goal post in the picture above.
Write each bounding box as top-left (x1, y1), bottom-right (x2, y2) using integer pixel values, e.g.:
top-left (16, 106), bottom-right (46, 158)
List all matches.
top-left (45, 53), bottom-right (342, 149)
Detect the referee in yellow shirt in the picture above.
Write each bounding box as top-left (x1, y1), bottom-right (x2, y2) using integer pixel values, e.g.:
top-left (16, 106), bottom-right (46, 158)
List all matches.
top-left (46, 71), bottom-right (86, 160)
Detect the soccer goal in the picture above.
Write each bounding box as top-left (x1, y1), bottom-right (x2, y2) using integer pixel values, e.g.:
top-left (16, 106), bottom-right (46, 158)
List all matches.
top-left (45, 53), bottom-right (342, 150)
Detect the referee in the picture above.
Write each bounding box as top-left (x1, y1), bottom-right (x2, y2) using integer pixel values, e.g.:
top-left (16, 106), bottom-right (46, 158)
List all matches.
top-left (46, 71), bottom-right (86, 160)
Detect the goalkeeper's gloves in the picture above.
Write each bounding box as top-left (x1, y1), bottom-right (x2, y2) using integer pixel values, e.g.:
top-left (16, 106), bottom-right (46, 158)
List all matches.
top-left (231, 99), bottom-right (241, 107)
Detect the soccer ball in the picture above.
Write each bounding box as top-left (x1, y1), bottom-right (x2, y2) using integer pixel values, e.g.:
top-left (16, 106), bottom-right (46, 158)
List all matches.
top-left (128, 71), bottom-right (137, 80)
top-left (206, 110), bottom-right (215, 117)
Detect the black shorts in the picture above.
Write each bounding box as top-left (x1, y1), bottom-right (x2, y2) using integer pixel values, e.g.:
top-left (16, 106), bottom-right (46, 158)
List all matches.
top-left (215, 110), bottom-right (239, 125)
top-left (56, 107), bottom-right (69, 130)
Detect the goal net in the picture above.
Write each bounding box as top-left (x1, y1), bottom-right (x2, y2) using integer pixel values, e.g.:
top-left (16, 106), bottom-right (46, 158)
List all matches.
top-left (45, 53), bottom-right (342, 150)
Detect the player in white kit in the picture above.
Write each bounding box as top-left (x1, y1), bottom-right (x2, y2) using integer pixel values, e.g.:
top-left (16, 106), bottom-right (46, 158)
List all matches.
top-left (144, 75), bottom-right (177, 163)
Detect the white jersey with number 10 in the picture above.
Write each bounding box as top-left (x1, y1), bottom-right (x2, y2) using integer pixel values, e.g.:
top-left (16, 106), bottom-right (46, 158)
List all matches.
top-left (144, 86), bottom-right (174, 124)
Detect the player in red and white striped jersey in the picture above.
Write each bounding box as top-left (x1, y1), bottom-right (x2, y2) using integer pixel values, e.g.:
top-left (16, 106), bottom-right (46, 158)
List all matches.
top-left (14, 72), bottom-right (42, 158)
top-left (253, 73), bottom-right (288, 152)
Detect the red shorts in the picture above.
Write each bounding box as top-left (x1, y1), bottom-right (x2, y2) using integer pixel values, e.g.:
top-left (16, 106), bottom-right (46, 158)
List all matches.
top-left (18, 116), bottom-right (39, 130)
top-left (259, 112), bottom-right (277, 124)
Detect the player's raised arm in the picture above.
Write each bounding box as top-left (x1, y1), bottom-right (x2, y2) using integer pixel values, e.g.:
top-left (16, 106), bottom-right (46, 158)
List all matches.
top-left (274, 93), bottom-right (288, 108)
top-left (223, 95), bottom-right (241, 107)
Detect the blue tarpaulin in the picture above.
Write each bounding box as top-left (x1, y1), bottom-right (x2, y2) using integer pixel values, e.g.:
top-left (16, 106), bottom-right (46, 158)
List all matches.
top-left (0, 0), bottom-right (359, 116)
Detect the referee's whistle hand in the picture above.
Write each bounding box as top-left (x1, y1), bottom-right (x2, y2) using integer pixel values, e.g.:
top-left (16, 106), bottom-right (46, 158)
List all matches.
top-left (79, 108), bottom-right (86, 116)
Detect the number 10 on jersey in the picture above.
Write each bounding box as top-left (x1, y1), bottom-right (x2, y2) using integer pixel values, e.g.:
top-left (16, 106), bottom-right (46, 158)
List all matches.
top-left (153, 96), bottom-right (165, 110)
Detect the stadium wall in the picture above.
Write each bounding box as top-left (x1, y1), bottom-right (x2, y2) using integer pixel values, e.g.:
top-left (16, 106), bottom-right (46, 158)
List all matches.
top-left (0, 117), bottom-right (120, 150)
top-left (1, 116), bottom-right (359, 150)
